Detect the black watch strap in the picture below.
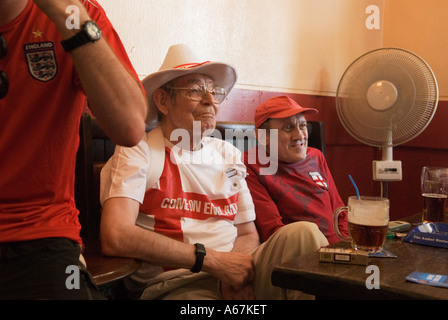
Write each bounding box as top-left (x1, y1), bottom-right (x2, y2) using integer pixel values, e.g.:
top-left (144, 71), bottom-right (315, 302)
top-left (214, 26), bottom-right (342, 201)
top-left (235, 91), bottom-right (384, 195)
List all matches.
top-left (61, 21), bottom-right (101, 52)
top-left (190, 243), bottom-right (206, 273)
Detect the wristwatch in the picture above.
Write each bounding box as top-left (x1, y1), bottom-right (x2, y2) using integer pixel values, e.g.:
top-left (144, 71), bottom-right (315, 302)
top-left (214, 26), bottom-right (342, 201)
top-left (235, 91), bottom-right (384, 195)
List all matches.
top-left (61, 20), bottom-right (102, 52)
top-left (190, 243), bottom-right (206, 273)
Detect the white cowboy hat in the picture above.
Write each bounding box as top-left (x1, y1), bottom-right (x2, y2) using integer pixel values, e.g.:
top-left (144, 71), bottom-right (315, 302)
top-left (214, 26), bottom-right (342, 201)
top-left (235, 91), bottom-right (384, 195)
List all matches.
top-left (142, 44), bottom-right (237, 125)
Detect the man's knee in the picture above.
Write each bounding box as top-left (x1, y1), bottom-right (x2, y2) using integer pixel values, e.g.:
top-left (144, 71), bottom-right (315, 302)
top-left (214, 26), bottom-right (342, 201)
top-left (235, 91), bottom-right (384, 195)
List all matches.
top-left (275, 221), bottom-right (329, 255)
top-left (277, 221), bottom-right (322, 238)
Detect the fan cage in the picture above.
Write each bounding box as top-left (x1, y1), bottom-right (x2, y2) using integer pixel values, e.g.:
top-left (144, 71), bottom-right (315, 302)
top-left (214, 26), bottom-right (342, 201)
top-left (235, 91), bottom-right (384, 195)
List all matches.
top-left (336, 47), bottom-right (438, 148)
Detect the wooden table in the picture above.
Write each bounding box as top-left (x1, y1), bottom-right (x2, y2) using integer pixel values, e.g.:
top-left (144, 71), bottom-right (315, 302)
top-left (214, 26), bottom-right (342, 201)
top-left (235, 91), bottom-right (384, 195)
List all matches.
top-left (83, 238), bottom-right (141, 288)
top-left (271, 222), bottom-right (448, 299)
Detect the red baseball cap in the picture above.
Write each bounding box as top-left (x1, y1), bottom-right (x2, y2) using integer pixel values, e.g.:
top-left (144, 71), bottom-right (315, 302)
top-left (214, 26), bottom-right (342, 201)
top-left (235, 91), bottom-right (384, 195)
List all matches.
top-left (254, 96), bottom-right (318, 129)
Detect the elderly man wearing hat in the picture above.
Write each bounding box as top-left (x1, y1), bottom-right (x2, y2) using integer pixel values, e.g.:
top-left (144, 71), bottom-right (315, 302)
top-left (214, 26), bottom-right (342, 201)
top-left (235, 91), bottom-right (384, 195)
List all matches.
top-left (244, 96), bottom-right (348, 245)
top-left (100, 45), bottom-right (328, 300)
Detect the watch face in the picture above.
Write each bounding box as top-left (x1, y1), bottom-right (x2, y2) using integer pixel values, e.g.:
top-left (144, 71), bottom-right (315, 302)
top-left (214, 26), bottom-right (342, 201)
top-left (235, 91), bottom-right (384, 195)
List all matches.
top-left (85, 21), bottom-right (102, 40)
top-left (196, 243), bottom-right (206, 255)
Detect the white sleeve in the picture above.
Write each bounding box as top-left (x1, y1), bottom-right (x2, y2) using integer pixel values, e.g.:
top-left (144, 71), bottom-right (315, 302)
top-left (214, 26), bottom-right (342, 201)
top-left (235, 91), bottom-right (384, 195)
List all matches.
top-left (100, 139), bottom-right (150, 206)
top-left (234, 178), bottom-right (256, 225)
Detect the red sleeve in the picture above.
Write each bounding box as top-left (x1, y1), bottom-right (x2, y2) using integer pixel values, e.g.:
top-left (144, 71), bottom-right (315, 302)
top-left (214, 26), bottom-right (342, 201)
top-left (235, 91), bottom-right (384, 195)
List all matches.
top-left (244, 151), bottom-right (284, 242)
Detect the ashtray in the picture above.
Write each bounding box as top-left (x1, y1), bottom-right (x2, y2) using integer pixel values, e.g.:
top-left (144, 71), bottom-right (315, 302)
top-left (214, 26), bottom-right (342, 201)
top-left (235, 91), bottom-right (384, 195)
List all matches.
top-left (404, 222), bottom-right (448, 248)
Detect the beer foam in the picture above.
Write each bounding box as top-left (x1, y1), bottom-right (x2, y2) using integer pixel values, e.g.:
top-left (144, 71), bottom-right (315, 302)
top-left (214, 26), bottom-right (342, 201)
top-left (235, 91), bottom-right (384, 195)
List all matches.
top-left (422, 193), bottom-right (448, 199)
top-left (349, 202), bottom-right (389, 226)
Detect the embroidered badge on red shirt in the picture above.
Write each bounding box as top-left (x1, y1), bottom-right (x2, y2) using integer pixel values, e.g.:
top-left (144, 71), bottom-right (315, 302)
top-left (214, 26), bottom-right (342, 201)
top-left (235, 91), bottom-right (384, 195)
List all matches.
top-left (24, 42), bottom-right (58, 82)
top-left (308, 171), bottom-right (328, 189)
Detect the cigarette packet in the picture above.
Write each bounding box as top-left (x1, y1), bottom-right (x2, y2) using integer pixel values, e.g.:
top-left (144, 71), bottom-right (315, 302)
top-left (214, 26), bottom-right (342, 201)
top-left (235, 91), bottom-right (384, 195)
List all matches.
top-left (319, 247), bottom-right (369, 265)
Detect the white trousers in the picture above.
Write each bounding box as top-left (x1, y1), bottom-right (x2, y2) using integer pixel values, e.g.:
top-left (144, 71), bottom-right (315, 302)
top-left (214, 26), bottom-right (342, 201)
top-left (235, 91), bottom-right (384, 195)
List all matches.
top-left (140, 221), bottom-right (329, 300)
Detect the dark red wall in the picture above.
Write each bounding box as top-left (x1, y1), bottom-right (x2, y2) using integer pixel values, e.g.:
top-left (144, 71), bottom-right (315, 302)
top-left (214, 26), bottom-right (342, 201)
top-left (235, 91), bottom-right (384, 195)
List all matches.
top-left (219, 89), bottom-right (448, 221)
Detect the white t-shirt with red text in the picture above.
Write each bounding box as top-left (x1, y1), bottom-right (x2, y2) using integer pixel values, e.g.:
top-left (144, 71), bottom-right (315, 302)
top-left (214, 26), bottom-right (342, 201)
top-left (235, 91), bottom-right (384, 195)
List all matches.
top-left (100, 133), bottom-right (255, 290)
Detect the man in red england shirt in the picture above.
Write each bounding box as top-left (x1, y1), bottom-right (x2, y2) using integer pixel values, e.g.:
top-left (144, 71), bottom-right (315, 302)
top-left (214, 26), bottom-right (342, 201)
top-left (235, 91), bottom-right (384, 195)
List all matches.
top-left (0, 0), bottom-right (147, 299)
top-left (244, 96), bottom-right (348, 244)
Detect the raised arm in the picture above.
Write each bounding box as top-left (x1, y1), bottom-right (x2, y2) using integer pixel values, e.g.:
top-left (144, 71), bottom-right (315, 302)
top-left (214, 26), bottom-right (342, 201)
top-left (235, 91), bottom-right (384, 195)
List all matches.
top-left (33, 0), bottom-right (147, 146)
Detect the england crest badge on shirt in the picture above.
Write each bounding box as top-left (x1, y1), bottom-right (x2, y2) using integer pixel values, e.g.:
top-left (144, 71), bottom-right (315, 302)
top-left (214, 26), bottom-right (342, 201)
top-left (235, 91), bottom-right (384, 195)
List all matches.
top-left (309, 171), bottom-right (328, 189)
top-left (24, 42), bottom-right (58, 82)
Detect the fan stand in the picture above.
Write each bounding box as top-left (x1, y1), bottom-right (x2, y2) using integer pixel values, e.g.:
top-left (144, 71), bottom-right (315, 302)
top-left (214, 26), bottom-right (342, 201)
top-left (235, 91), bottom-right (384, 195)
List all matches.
top-left (381, 128), bottom-right (394, 162)
top-left (368, 81), bottom-right (403, 182)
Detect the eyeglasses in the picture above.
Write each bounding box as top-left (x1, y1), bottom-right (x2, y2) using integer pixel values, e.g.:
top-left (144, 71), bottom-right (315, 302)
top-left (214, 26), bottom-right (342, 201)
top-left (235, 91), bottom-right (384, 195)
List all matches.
top-left (0, 33), bottom-right (8, 99)
top-left (169, 85), bottom-right (227, 103)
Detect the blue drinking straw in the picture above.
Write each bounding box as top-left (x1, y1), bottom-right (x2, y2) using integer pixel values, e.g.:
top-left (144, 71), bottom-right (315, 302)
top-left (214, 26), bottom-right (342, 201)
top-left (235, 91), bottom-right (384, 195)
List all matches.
top-left (349, 174), bottom-right (361, 200)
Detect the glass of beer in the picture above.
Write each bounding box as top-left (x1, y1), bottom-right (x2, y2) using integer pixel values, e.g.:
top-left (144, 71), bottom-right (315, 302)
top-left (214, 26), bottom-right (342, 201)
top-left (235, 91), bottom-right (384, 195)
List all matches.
top-left (421, 166), bottom-right (448, 223)
top-left (334, 196), bottom-right (389, 253)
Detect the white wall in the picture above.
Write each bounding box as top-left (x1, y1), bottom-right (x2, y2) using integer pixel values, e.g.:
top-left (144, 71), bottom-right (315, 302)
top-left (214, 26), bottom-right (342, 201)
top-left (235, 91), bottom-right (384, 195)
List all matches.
top-left (98, 0), bottom-right (384, 96)
top-left (383, 0), bottom-right (448, 100)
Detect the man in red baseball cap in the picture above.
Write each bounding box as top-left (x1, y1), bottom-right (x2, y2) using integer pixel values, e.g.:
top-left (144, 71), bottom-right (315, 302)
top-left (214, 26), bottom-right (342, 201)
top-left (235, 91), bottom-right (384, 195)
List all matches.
top-left (254, 96), bottom-right (318, 163)
top-left (254, 95), bottom-right (318, 128)
top-left (244, 96), bottom-right (348, 244)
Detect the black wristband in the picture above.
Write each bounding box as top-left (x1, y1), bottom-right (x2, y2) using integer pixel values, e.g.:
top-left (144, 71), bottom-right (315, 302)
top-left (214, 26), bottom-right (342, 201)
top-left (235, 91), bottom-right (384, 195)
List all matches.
top-left (61, 21), bottom-right (101, 52)
top-left (190, 243), bottom-right (206, 273)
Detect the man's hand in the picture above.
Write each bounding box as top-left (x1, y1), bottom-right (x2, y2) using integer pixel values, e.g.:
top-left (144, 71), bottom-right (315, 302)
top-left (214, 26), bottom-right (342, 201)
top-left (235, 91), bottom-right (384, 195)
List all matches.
top-left (203, 250), bottom-right (254, 292)
top-left (202, 221), bottom-right (260, 299)
top-left (221, 282), bottom-right (255, 300)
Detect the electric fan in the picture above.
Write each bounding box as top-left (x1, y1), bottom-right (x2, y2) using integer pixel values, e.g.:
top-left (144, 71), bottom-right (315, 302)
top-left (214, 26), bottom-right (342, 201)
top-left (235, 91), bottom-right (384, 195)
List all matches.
top-left (336, 47), bottom-right (439, 182)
